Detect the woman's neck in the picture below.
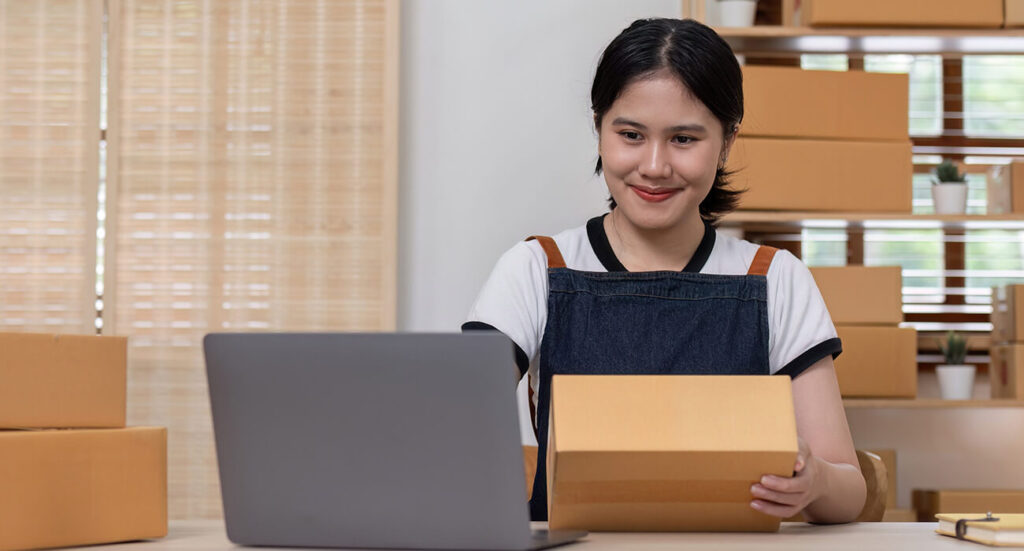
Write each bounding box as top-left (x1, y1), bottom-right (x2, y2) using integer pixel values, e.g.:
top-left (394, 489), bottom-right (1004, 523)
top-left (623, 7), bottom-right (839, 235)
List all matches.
top-left (604, 209), bottom-right (706, 272)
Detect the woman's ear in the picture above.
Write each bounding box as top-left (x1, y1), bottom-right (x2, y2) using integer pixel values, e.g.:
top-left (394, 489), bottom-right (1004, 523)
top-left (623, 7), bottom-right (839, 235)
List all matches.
top-left (720, 125), bottom-right (739, 168)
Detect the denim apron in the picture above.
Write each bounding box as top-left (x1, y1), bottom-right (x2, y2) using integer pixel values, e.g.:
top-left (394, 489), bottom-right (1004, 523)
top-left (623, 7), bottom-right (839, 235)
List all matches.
top-left (524, 233), bottom-right (778, 521)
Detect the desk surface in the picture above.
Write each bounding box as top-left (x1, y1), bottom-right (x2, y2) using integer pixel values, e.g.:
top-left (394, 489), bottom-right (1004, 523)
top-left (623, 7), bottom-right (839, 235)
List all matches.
top-left (91, 520), bottom-right (982, 550)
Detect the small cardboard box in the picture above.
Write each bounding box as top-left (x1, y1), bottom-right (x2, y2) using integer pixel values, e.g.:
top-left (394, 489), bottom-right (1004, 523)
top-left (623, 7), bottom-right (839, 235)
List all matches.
top-left (991, 285), bottom-right (1024, 344)
top-left (0, 332), bottom-right (127, 428)
top-left (810, 266), bottom-right (903, 325)
top-left (546, 375), bottom-right (798, 532)
top-left (742, 66), bottom-right (908, 142)
top-left (0, 427), bottom-right (167, 550)
top-left (728, 138), bottom-right (913, 212)
top-left (868, 448), bottom-right (899, 509)
top-left (882, 508), bottom-right (918, 522)
top-left (804, 0), bottom-right (1003, 28)
top-left (988, 344), bottom-right (1024, 399)
top-left (834, 326), bottom-right (918, 398)
top-left (1006, 0), bottom-right (1024, 27)
top-left (913, 490), bottom-right (1024, 522)
top-left (987, 162), bottom-right (1024, 214)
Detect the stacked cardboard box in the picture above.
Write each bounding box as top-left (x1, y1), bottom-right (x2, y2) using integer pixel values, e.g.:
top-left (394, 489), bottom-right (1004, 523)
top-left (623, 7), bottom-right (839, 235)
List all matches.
top-left (989, 286), bottom-right (1024, 399)
top-left (729, 66), bottom-right (912, 212)
top-left (1009, 0), bottom-right (1024, 27)
top-left (986, 161), bottom-right (1024, 215)
top-left (811, 267), bottom-right (917, 398)
top-left (0, 333), bottom-right (167, 550)
top-left (802, 0), bottom-right (1003, 28)
top-left (913, 490), bottom-right (1024, 521)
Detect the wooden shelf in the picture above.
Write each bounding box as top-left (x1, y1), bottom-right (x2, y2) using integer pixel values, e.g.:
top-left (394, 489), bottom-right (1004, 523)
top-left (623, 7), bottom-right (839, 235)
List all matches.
top-left (715, 26), bottom-right (1024, 56)
top-left (720, 211), bottom-right (1024, 229)
top-left (843, 398), bottom-right (1024, 408)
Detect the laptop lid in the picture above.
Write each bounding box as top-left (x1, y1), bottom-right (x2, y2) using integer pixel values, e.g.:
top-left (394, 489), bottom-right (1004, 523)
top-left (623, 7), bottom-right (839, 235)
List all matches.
top-left (204, 332), bottom-right (546, 550)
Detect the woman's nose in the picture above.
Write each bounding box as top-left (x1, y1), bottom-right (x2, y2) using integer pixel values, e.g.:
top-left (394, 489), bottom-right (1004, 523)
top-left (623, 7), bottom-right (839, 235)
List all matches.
top-left (638, 143), bottom-right (672, 179)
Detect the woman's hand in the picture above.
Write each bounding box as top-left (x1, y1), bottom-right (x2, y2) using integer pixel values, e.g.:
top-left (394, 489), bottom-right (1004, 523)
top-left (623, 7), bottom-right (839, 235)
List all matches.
top-left (749, 436), bottom-right (822, 519)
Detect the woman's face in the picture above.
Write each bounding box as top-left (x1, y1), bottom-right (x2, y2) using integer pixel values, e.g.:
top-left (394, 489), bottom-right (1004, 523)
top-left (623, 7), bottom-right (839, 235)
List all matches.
top-left (598, 72), bottom-right (733, 232)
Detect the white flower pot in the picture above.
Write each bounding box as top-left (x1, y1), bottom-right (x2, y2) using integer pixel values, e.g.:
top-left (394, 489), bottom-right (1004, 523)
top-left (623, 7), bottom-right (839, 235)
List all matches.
top-left (718, 0), bottom-right (758, 27)
top-left (931, 182), bottom-right (968, 214)
top-left (936, 364), bottom-right (975, 400)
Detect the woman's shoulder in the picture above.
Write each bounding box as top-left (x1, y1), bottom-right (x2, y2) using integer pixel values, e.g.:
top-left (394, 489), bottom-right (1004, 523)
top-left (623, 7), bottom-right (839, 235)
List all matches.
top-left (493, 222), bottom-right (592, 274)
top-left (710, 229), bottom-right (806, 277)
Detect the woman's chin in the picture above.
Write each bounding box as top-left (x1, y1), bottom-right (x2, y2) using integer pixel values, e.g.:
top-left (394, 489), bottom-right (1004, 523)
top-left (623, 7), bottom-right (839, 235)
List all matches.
top-left (615, 200), bottom-right (696, 232)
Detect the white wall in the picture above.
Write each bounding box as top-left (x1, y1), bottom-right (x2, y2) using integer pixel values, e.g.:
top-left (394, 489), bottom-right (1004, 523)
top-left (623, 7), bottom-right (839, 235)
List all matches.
top-left (398, 0), bottom-right (681, 333)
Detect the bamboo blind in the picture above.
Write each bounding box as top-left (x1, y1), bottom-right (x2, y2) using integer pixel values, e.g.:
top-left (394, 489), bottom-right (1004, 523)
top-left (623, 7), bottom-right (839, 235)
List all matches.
top-left (0, 0), bottom-right (101, 335)
top-left (106, 0), bottom-right (398, 519)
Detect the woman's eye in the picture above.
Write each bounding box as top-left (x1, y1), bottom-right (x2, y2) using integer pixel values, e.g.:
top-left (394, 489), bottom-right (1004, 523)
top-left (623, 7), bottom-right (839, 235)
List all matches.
top-left (621, 131), bottom-right (641, 141)
top-left (673, 135), bottom-right (693, 145)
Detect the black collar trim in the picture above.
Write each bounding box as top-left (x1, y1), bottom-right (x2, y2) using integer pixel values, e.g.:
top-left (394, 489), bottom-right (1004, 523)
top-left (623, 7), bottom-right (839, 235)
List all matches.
top-left (586, 213), bottom-right (716, 274)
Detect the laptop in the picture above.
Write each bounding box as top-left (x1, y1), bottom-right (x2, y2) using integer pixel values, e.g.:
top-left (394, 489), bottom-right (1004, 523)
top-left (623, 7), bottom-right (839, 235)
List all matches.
top-left (203, 332), bottom-right (585, 550)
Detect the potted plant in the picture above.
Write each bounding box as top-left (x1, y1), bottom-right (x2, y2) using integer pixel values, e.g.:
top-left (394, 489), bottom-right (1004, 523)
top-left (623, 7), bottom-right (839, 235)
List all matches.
top-left (716, 0), bottom-right (758, 27)
top-left (936, 331), bottom-right (975, 400)
top-left (931, 159), bottom-right (968, 215)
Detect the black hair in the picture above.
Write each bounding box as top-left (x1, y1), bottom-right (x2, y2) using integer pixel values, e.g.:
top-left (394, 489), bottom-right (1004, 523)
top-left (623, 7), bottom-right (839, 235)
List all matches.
top-left (592, 18), bottom-right (744, 224)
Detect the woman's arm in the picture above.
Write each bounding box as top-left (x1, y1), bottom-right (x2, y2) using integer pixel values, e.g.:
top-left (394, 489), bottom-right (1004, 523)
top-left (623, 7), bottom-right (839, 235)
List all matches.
top-left (750, 356), bottom-right (867, 524)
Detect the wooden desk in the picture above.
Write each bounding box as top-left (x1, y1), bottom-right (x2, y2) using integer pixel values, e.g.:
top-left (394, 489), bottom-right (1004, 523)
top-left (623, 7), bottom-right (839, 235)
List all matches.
top-left (88, 520), bottom-right (981, 550)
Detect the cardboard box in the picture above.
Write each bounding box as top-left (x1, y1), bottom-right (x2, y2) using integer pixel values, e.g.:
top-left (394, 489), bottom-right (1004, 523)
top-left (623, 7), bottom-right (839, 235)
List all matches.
top-left (0, 427), bottom-right (167, 550)
top-left (834, 326), bottom-right (918, 398)
top-left (742, 66), bottom-right (908, 142)
top-left (882, 508), bottom-right (918, 522)
top-left (913, 490), bottom-right (1024, 522)
top-left (868, 449), bottom-right (899, 509)
top-left (991, 285), bottom-right (1024, 344)
top-left (728, 138), bottom-right (913, 212)
top-left (546, 375), bottom-right (798, 532)
top-left (988, 344), bottom-right (1024, 399)
top-left (1007, 0), bottom-right (1024, 27)
top-left (811, 266), bottom-right (903, 325)
top-left (987, 162), bottom-right (1024, 214)
top-left (804, 0), bottom-right (1003, 28)
top-left (0, 332), bottom-right (127, 428)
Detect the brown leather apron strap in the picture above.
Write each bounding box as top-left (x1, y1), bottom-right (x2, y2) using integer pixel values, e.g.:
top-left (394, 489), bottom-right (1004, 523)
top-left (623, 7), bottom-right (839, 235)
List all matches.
top-left (526, 235), bottom-right (566, 269)
top-left (747, 245), bottom-right (779, 276)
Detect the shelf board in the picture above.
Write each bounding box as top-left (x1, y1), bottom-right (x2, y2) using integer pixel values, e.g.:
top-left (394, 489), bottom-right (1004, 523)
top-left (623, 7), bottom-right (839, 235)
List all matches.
top-left (720, 211), bottom-right (1024, 229)
top-left (843, 398), bottom-right (1024, 409)
top-left (714, 26), bottom-right (1024, 55)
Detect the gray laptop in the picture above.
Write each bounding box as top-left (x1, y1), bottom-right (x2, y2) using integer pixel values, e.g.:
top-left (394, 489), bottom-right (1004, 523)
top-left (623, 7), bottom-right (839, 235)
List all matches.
top-left (204, 332), bottom-right (585, 550)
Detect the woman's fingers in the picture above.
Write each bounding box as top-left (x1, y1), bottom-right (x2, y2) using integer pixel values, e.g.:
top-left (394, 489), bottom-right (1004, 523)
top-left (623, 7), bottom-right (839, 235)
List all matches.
top-left (750, 499), bottom-right (801, 519)
top-left (751, 484), bottom-right (803, 506)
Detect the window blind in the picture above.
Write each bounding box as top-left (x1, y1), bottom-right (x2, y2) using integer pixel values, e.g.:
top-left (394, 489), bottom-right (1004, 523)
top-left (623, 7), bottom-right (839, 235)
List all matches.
top-left (0, 0), bottom-right (102, 334)
top-left (106, 0), bottom-right (398, 518)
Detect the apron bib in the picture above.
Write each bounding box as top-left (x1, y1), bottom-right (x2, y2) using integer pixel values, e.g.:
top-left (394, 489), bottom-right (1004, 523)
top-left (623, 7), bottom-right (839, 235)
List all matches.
top-left (525, 234), bottom-right (778, 520)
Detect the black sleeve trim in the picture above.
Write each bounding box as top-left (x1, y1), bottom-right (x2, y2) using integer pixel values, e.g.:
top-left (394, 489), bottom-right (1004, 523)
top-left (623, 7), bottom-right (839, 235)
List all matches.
top-left (461, 321), bottom-right (530, 377)
top-left (775, 337), bottom-right (843, 379)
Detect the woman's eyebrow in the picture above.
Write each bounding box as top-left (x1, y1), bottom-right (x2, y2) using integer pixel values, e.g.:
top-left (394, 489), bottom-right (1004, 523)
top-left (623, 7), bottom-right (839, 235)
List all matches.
top-left (610, 117), bottom-right (706, 134)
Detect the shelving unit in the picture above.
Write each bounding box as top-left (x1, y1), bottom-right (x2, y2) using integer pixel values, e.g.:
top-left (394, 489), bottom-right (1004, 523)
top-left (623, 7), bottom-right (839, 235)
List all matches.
top-left (843, 398), bottom-right (1024, 409)
top-left (691, 16), bottom-right (1024, 513)
top-left (723, 211), bottom-right (1024, 227)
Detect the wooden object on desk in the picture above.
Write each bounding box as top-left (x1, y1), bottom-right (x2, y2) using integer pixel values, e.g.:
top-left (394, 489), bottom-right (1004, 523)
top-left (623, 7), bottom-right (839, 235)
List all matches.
top-left (524, 445), bottom-right (538, 500)
top-left (857, 450), bottom-right (889, 522)
top-left (883, 508), bottom-right (919, 522)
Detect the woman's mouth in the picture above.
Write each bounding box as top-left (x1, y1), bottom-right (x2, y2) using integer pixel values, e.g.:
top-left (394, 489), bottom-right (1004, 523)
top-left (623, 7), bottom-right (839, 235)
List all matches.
top-left (629, 185), bottom-right (680, 203)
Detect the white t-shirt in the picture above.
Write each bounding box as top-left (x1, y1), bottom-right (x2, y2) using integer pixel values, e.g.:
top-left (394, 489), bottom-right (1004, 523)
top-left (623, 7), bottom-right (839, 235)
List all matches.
top-left (464, 215), bottom-right (841, 416)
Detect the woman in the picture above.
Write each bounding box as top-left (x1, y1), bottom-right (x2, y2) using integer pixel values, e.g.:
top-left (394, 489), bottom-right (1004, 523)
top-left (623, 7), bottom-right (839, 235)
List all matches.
top-left (463, 18), bottom-right (866, 524)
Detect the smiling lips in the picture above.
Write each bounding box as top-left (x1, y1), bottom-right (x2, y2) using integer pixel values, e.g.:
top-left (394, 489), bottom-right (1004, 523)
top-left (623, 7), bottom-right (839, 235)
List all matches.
top-left (629, 184), bottom-right (680, 203)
